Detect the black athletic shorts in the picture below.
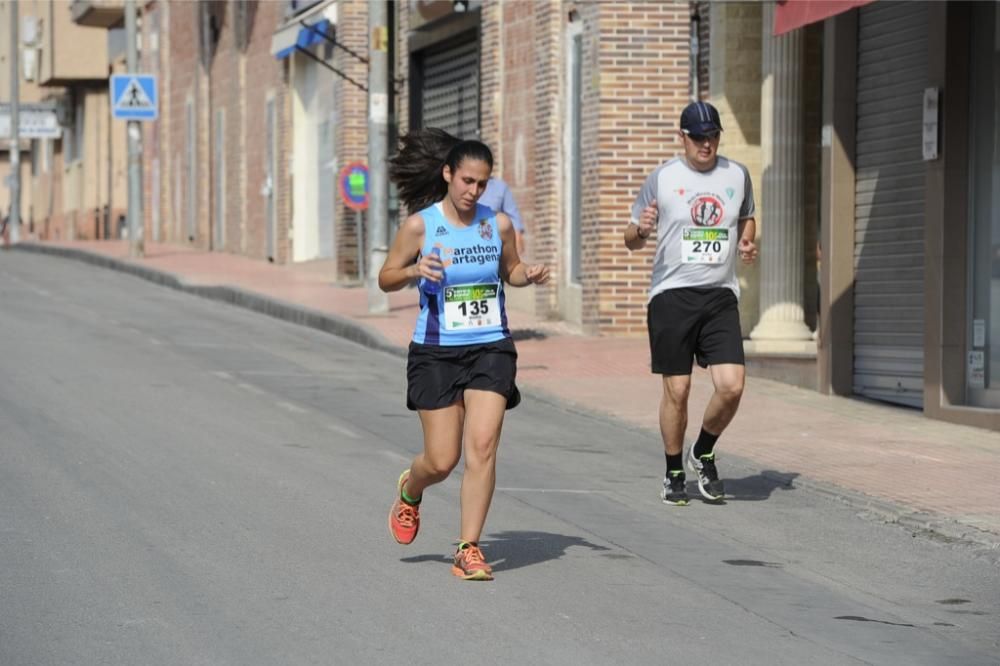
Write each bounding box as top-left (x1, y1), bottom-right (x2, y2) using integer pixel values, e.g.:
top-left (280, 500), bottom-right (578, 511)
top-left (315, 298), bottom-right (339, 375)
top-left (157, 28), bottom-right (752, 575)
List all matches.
top-left (406, 338), bottom-right (521, 411)
top-left (647, 287), bottom-right (745, 376)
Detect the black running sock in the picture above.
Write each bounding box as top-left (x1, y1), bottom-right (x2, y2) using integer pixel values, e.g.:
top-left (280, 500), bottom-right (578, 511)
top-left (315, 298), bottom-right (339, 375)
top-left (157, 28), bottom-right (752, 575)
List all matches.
top-left (665, 453), bottom-right (684, 476)
top-left (692, 427), bottom-right (720, 458)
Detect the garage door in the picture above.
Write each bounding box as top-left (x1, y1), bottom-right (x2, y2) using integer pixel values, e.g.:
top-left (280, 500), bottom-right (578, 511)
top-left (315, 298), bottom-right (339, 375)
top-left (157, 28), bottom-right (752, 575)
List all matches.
top-left (852, 1), bottom-right (928, 408)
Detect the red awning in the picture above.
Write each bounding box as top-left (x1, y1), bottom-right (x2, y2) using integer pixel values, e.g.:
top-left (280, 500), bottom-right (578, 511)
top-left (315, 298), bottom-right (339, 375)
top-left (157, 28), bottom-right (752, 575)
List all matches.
top-left (773, 0), bottom-right (876, 36)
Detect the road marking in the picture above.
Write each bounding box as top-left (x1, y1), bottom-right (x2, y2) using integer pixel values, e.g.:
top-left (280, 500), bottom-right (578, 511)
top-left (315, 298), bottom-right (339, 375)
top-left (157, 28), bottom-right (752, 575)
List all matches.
top-left (277, 401), bottom-right (308, 414)
top-left (237, 382), bottom-right (266, 395)
top-left (497, 487), bottom-right (600, 494)
top-left (175, 342), bottom-right (236, 348)
top-left (380, 450), bottom-right (410, 463)
top-left (211, 371), bottom-right (234, 381)
top-left (326, 422), bottom-right (360, 439)
top-left (236, 370), bottom-right (334, 377)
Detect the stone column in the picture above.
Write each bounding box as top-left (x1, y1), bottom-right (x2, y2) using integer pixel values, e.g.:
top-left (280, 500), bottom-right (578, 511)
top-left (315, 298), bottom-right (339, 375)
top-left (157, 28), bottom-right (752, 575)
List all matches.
top-left (709, 2), bottom-right (762, 337)
top-left (750, 2), bottom-right (814, 345)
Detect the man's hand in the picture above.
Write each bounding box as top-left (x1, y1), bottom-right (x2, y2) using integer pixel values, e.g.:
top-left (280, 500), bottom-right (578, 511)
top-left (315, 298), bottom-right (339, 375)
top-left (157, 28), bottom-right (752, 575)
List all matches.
top-left (738, 237), bottom-right (758, 265)
top-left (637, 204), bottom-right (657, 239)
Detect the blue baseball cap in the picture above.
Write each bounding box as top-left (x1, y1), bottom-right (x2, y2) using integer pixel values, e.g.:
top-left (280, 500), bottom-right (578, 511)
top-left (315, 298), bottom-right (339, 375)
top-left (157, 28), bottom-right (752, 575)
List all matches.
top-left (680, 101), bottom-right (723, 136)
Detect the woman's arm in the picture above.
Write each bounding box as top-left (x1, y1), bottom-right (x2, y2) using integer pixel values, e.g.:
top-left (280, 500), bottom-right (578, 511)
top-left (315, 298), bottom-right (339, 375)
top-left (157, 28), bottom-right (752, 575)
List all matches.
top-left (378, 214), bottom-right (440, 292)
top-left (498, 213), bottom-right (549, 287)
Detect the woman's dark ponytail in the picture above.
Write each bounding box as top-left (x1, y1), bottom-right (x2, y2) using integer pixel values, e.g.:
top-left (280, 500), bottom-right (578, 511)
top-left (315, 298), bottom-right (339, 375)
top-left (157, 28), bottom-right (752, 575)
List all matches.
top-left (389, 127), bottom-right (494, 212)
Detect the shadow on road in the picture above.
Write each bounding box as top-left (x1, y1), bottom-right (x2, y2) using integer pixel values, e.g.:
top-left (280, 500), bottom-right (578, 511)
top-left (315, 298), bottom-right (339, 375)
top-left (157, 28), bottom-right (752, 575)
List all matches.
top-left (400, 530), bottom-right (610, 573)
top-left (713, 470), bottom-right (800, 502)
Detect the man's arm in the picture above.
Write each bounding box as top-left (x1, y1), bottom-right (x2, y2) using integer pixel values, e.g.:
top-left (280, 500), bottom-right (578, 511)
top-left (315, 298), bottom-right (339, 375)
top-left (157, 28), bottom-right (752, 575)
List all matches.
top-left (500, 184), bottom-right (527, 256)
top-left (501, 185), bottom-right (524, 233)
top-left (625, 167), bottom-right (660, 251)
top-left (625, 208), bottom-right (656, 251)
top-left (737, 217), bottom-right (758, 264)
top-left (736, 166), bottom-right (758, 264)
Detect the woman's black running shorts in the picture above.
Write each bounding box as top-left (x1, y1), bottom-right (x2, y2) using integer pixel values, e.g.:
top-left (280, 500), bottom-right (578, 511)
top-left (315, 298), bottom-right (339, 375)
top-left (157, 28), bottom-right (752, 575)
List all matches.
top-left (406, 337), bottom-right (521, 411)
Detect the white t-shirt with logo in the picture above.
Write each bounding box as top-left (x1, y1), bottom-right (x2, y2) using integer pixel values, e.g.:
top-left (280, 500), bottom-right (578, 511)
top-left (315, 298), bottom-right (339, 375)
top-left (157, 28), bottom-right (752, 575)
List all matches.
top-left (631, 156), bottom-right (755, 302)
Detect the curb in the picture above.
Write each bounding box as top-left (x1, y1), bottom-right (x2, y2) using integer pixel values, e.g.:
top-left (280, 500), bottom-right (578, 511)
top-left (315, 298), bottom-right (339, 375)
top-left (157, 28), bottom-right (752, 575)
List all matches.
top-left (12, 242), bottom-right (1000, 556)
top-left (10, 242), bottom-right (405, 359)
top-left (524, 383), bottom-right (1000, 557)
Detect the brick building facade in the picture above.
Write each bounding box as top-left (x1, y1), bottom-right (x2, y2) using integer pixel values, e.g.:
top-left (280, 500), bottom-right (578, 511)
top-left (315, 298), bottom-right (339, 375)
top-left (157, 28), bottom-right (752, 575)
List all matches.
top-left (396, 1), bottom-right (693, 334)
top-left (16, 0), bottom-right (702, 336)
top-left (156, 1), bottom-right (293, 262)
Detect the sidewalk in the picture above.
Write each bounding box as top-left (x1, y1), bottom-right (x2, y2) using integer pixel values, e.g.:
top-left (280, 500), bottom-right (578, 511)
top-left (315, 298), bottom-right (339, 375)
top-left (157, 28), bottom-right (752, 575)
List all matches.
top-left (11, 240), bottom-right (1000, 550)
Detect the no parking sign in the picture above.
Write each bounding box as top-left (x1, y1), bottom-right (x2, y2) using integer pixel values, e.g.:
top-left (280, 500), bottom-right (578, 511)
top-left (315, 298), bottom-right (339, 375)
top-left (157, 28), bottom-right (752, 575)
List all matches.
top-left (339, 162), bottom-right (369, 211)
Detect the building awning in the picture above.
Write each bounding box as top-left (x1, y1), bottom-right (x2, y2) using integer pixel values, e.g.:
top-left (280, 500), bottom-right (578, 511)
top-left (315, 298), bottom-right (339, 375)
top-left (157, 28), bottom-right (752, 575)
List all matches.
top-left (69, 0), bottom-right (125, 28)
top-left (271, 0), bottom-right (339, 59)
top-left (773, 0), bottom-right (876, 36)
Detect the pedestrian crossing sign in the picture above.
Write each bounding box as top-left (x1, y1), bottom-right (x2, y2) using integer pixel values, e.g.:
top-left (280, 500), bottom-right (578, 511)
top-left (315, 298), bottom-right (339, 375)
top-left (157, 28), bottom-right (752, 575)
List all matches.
top-left (110, 74), bottom-right (158, 121)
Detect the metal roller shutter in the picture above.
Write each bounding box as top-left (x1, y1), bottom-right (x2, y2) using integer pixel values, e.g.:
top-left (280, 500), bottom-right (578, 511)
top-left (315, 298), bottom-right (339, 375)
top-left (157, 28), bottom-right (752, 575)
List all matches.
top-left (852, 1), bottom-right (928, 408)
top-left (420, 38), bottom-right (479, 139)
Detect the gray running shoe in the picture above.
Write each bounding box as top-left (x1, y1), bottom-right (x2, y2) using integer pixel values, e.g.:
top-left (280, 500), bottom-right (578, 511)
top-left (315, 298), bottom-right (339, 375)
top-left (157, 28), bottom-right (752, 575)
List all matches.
top-left (660, 472), bottom-right (689, 506)
top-left (687, 447), bottom-right (725, 501)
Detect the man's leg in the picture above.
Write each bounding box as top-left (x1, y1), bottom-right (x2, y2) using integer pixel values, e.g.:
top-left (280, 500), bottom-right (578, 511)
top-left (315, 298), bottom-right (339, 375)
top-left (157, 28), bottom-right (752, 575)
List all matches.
top-left (660, 374), bottom-right (691, 456)
top-left (702, 363), bottom-right (745, 437)
top-left (648, 289), bottom-right (699, 505)
top-left (659, 374), bottom-right (692, 505)
top-left (687, 363), bottom-right (744, 501)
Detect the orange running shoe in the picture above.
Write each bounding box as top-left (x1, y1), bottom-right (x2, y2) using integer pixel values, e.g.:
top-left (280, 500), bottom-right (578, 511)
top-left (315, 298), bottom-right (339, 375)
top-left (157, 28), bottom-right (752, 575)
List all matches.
top-left (388, 469), bottom-right (420, 545)
top-left (451, 542), bottom-right (493, 581)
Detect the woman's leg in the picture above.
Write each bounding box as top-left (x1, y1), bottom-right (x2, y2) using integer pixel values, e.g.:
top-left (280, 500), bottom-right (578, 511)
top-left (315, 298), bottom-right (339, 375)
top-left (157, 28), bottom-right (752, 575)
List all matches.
top-left (404, 402), bottom-right (465, 499)
top-left (457, 389), bottom-right (507, 543)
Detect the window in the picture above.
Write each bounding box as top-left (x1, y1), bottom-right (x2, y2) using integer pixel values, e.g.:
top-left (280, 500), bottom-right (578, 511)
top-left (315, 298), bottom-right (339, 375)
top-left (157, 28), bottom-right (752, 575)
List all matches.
top-left (65, 93), bottom-right (85, 164)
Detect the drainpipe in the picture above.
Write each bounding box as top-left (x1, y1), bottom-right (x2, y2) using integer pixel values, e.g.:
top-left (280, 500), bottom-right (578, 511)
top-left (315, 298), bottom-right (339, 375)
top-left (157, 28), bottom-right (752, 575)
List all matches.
top-left (690, 9), bottom-right (701, 101)
top-left (107, 66), bottom-right (113, 239)
top-left (200, 1), bottom-right (213, 251)
top-left (9, 0), bottom-right (21, 242)
top-left (126, 0), bottom-right (145, 256)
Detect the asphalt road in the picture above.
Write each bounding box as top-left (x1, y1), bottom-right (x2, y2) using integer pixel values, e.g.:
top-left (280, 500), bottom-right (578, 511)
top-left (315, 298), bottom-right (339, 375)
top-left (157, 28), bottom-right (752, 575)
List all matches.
top-left (1, 250), bottom-right (997, 666)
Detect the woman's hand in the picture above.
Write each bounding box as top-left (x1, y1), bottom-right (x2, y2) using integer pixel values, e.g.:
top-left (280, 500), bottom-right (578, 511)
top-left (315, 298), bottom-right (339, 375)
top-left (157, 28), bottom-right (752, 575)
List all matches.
top-left (524, 264), bottom-right (550, 285)
top-left (415, 249), bottom-right (445, 283)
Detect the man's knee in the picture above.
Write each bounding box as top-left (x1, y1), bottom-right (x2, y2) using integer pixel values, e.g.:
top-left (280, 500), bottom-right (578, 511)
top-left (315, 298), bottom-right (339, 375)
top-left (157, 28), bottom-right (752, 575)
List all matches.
top-left (663, 376), bottom-right (692, 406)
top-left (715, 379), bottom-right (744, 405)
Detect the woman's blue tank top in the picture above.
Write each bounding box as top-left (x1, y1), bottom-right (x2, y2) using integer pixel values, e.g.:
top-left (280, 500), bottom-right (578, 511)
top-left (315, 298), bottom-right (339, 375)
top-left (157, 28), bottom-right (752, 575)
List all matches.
top-left (412, 202), bottom-right (510, 346)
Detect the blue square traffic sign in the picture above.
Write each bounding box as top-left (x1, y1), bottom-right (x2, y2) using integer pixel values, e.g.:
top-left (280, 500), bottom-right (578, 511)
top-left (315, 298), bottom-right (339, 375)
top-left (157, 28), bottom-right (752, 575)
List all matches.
top-left (110, 74), bottom-right (158, 121)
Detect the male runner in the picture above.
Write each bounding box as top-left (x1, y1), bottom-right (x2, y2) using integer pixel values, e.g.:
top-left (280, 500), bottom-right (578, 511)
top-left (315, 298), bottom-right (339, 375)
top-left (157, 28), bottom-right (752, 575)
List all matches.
top-left (480, 177), bottom-right (526, 256)
top-left (624, 101), bottom-right (758, 505)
